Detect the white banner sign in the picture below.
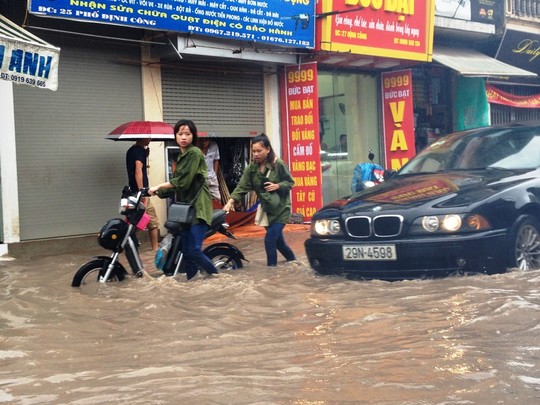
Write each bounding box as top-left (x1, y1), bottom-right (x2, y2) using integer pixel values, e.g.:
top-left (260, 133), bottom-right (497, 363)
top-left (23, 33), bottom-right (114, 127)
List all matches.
top-left (0, 38), bottom-right (59, 91)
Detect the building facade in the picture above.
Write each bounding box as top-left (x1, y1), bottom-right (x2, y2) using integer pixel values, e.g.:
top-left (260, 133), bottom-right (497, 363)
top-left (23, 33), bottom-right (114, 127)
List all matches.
top-left (1, 1), bottom-right (538, 254)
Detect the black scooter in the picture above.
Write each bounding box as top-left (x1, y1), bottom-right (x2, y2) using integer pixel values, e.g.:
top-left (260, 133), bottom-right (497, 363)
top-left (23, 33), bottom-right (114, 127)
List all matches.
top-left (71, 187), bottom-right (246, 287)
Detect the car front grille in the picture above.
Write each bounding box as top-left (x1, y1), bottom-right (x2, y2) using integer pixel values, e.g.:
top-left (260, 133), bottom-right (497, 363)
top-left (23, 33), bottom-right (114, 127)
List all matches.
top-left (345, 215), bottom-right (403, 238)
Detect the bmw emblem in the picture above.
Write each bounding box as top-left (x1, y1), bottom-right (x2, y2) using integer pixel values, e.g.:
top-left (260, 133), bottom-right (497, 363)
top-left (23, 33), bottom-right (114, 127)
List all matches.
top-left (372, 206), bottom-right (382, 212)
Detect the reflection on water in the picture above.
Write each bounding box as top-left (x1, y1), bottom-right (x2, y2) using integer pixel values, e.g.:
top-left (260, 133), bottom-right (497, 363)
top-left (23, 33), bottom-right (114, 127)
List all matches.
top-left (1, 239), bottom-right (539, 404)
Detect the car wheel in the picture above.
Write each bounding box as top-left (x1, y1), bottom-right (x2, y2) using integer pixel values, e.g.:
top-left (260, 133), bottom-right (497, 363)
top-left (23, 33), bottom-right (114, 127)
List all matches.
top-left (510, 216), bottom-right (540, 271)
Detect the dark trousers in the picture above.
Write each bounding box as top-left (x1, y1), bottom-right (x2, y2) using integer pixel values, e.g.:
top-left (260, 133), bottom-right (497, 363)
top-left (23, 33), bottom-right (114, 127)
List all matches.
top-left (264, 222), bottom-right (296, 266)
top-left (182, 222), bottom-right (218, 276)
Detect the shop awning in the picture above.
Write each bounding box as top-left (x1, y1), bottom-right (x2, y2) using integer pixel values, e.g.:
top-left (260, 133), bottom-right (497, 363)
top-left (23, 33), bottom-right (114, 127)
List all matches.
top-left (432, 46), bottom-right (537, 78)
top-left (0, 14), bottom-right (60, 91)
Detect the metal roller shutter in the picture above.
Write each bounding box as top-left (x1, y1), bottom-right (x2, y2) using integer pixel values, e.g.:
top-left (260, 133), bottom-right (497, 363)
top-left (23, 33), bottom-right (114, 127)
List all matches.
top-left (162, 64), bottom-right (265, 137)
top-left (14, 39), bottom-right (143, 240)
top-left (490, 84), bottom-right (540, 125)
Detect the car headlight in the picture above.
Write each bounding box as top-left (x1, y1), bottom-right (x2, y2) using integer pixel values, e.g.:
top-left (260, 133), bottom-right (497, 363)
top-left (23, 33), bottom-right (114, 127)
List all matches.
top-left (311, 219), bottom-right (343, 236)
top-left (411, 214), bottom-right (491, 234)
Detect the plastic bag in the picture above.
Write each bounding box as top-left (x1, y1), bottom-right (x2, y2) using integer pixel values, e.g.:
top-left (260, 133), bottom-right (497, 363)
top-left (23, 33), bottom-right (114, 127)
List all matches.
top-left (154, 233), bottom-right (173, 271)
top-left (254, 203), bottom-right (269, 227)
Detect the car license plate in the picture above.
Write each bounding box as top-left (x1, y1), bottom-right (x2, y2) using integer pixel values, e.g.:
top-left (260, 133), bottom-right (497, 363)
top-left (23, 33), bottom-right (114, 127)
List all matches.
top-left (343, 245), bottom-right (397, 261)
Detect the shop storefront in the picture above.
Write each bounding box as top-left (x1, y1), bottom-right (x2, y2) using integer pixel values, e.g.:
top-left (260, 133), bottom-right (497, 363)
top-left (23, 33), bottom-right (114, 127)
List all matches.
top-left (160, 60), bottom-right (267, 214)
top-left (491, 28), bottom-right (540, 124)
top-left (281, 0), bottom-right (436, 208)
top-left (0, 13), bottom-right (60, 250)
top-left (408, 1), bottom-right (537, 148)
top-left (411, 44), bottom-right (537, 150)
top-left (0, 0), bottom-right (316, 251)
top-left (411, 65), bottom-right (453, 149)
top-left (13, 35), bottom-right (144, 240)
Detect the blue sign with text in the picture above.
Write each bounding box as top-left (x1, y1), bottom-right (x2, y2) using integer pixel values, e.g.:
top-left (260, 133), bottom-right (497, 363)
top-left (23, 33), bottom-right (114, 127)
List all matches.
top-left (29, 0), bottom-right (315, 49)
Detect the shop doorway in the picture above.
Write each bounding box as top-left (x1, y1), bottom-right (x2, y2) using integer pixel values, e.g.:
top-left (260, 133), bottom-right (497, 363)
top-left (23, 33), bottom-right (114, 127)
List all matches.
top-left (318, 71), bottom-right (380, 204)
top-left (162, 63), bottom-right (265, 214)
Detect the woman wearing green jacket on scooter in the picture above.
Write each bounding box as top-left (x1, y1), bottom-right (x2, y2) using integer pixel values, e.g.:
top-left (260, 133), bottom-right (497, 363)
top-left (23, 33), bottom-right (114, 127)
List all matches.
top-left (149, 119), bottom-right (218, 280)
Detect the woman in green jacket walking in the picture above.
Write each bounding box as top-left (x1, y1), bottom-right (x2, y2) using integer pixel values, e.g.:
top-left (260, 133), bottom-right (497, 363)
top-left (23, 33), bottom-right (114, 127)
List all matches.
top-left (149, 119), bottom-right (219, 280)
top-left (223, 133), bottom-right (297, 266)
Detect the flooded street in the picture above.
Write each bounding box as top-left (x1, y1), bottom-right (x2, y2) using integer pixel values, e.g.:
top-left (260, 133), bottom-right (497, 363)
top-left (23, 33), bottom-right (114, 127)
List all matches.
top-left (1, 229), bottom-right (539, 404)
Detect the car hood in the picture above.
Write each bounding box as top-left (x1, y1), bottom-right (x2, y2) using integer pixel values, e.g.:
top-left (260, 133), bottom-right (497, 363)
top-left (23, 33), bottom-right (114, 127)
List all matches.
top-left (319, 169), bottom-right (535, 215)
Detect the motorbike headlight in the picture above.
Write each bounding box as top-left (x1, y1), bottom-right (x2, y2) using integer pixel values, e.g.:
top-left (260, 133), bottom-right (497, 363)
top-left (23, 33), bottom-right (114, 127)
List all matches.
top-left (119, 197), bottom-right (137, 214)
top-left (411, 214), bottom-right (491, 234)
top-left (311, 219), bottom-right (342, 236)
top-left (119, 198), bottom-right (129, 214)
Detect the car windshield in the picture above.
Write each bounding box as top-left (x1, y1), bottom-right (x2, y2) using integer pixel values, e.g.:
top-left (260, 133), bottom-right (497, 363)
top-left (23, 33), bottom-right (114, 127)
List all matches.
top-left (400, 126), bottom-right (540, 174)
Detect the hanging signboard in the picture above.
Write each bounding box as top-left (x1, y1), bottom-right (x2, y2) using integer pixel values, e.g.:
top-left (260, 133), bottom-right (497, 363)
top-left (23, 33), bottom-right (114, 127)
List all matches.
top-left (381, 69), bottom-right (415, 171)
top-left (0, 15), bottom-right (60, 91)
top-left (316, 0), bottom-right (435, 62)
top-left (435, 0), bottom-right (499, 24)
top-left (495, 29), bottom-right (540, 86)
top-left (486, 84), bottom-right (540, 108)
top-left (281, 62), bottom-right (322, 221)
top-left (29, 0), bottom-right (315, 49)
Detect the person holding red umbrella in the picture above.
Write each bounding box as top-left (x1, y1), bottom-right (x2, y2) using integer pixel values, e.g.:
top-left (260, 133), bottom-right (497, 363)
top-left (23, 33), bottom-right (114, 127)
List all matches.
top-left (107, 120), bottom-right (174, 250)
top-left (126, 138), bottom-right (160, 250)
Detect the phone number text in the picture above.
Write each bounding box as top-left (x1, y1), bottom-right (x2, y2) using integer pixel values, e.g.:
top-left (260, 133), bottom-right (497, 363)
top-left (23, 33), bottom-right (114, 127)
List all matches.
top-left (0, 73), bottom-right (47, 87)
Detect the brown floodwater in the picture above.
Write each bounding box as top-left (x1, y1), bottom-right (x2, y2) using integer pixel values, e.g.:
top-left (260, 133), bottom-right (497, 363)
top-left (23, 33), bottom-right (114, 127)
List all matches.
top-left (1, 231), bottom-right (539, 404)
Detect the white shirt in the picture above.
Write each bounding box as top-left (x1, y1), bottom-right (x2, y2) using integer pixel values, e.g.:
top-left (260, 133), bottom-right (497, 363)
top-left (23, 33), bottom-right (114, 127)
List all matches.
top-left (203, 141), bottom-right (220, 179)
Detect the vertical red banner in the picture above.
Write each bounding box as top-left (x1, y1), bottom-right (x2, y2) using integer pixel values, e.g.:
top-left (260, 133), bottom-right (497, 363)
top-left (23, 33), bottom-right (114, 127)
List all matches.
top-left (381, 69), bottom-right (416, 171)
top-left (281, 62), bottom-right (322, 221)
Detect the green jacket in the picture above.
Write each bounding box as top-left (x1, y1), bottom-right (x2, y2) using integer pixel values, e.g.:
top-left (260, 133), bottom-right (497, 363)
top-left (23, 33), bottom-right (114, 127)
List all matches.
top-left (158, 145), bottom-right (213, 226)
top-left (230, 158), bottom-right (294, 225)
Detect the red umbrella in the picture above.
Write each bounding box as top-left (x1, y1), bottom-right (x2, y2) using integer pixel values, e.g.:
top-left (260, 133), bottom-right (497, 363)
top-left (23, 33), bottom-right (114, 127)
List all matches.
top-left (105, 121), bottom-right (175, 141)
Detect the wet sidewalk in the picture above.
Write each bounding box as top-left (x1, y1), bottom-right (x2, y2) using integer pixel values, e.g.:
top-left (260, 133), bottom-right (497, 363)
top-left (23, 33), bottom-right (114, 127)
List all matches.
top-left (5, 223), bottom-right (311, 263)
top-left (206, 223), bottom-right (310, 243)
